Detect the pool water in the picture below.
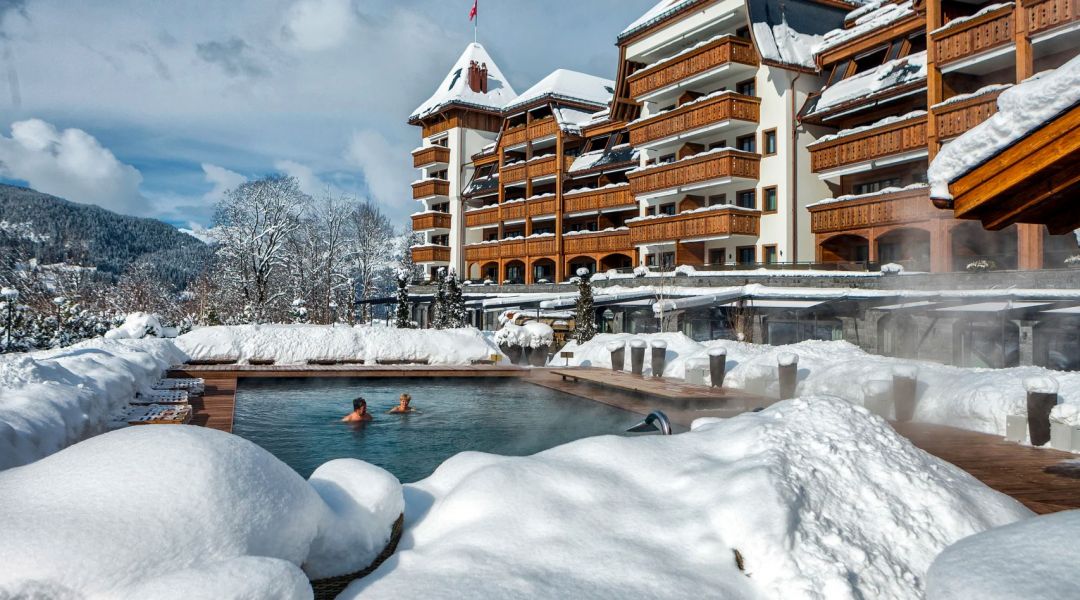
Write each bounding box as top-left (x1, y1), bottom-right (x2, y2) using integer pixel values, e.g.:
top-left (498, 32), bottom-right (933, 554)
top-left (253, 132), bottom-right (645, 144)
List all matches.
top-left (232, 378), bottom-right (639, 482)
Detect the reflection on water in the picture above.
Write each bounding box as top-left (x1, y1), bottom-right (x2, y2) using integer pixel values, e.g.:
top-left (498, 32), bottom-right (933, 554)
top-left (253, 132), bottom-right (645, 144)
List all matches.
top-left (233, 378), bottom-right (637, 482)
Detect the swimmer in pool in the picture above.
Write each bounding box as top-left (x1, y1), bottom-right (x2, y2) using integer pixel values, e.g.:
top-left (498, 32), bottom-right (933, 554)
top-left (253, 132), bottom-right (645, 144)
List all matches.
top-left (388, 393), bottom-right (418, 414)
top-left (342, 397), bottom-right (373, 423)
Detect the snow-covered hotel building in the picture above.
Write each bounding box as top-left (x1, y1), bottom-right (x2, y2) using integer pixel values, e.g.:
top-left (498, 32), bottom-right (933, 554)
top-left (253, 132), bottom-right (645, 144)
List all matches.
top-left (407, 0), bottom-right (1079, 281)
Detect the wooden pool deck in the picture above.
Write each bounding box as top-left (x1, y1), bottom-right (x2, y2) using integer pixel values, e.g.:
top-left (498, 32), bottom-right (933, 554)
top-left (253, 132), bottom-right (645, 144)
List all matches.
top-left (169, 363), bottom-right (1080, 515)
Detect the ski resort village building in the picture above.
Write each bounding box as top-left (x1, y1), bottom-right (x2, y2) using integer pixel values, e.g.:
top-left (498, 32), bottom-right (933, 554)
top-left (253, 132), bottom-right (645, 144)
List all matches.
top-left (407, 0), bottom-right (1079, 281)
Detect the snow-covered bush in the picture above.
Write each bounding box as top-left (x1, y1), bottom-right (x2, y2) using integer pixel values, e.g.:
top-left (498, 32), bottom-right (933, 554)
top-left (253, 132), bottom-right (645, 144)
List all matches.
top-left (290, 298), bottom-right (309, 324)
top-left (633, 265), bottom-right (649, 278)
top-left (0, 426), bottom-right (402, 596)
top-left (104, 312), bottom-right (165, 340)
top-left (675, 264), bottom-right (696, 276)
top-left (881, 262), bottom-right (905, 275)
top-left (1064, 254), bottom-right (1080, 267)
top-left (965, 259), bottom-right (996, 272)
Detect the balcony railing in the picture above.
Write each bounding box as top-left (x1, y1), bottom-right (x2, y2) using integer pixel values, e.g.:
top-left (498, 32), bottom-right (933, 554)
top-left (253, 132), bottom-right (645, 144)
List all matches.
top-left (628, 150), bottom-right (760, 196)
top-left (502, 155), bottom-right (573, 185)
top-left (808, 186), bottom-right (935, 234)
top-left (808, 114), bottom-right (927, 173)
top-left (464, 243), bottom-right (500, 262)
top-left (527, 117), bottom-right (558, 140)
top-left (629, 208), bottom-right (760, 244)
top-left (412, 245), bottom-right (450, 263)
top-left (501, 239), bottom-right (525, 258)
top-left (627, 36), bottom-right (758, 99)
top-left (502, 162), bottom-right (527, 184)
top-left (412, 146), bottom-right (450, 169)
top-left (503, 125), bottom-right (527, 147)
top-left (563, 185), bottom-right (635, 213)
top-left (527, 196), bottom-right (557, 217)
top-left (563, 230), bottom-right (633, 255)
top-left (527, 236), bottom-right (557, 256)
top-left (629, 93), bottom-right (760, 146)
top-left (932, 5), bottom-right (1014, 67)
top-left (1026, 0), bottom-right (1078, 35)
top-left (502, 201), bottom-right (526, 220)
top-left (465, 206), bottom-right (499, 228)
top-left (412, 178), bottom-right (450, 199)
top-left (411, 212), bottom-right (452, 231)
top-left (933, 89), bottom-right (1004, 140)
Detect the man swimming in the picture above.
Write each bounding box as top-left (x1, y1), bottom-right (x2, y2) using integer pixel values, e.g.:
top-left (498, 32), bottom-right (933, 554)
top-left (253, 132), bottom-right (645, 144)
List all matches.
top-left (388, 393), bottom-right (417, 414)
top-left (342, 397), bottom-right (373, 423)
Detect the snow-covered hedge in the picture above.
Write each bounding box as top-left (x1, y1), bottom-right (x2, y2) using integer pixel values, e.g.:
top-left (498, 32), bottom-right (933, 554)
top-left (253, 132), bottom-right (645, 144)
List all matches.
top-left (556, 334), bottom-right (1080, 436)
top-left (0, 338), bottom-right (186, 470)
top-left (176, 324), bottom-right (506, 366)
top-left (493, 321), bottom-right (554, 349)
top-left (0, 426), bottom-right (402, 597)
top-left (342, 397), bottom-right (1030, 599)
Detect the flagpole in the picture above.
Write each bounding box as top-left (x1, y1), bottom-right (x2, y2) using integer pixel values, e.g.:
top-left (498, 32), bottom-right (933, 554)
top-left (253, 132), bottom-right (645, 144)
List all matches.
top-left (474, 0), bottom-right (478, 43)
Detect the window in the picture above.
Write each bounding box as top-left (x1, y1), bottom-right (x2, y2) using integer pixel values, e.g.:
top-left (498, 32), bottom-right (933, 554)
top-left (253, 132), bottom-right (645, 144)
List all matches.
top-left (907, 33), bottom-right (926, 55)
top-left (432, 234), bottom-right (449, 246)
top-left (735, 26), bottom-right (750, 40)
top-left (763, 187), bottom-right (778, 212)
top-left (852, 178), bottom-right (901, 195)
top-left (486, 232), bottom-right (498, 241)
top-left (646, 205), bottom-right (657, 216)
top-left (736, 246), bottom-right (756, 265)
top-left (658, 153), bottom-right (676, 164)
top-left (432, 137), bottom-right (448, 147)
top-left (762, 129), bottom-right (777, 156)
top-left (660, 252), bottom-right (676, 269)
top-left (736, 78), bottom-right (756, 97)
top-left (736, 189), bottom-right (756, 209)
top-left (432, 169), bottom-right (448, 180)
top-left (736, 134), bottom-right (756, 153)
top-left (852, 46), bottom-right (888, 74)
top-left (707, 193), bottom-right (728, 206)
top-left (708, 249), bottom-right (725, 266)
top-left (659, 203), bottom-right (677, 215)
top-left (433, 202), bottom-right (450, 213)
top-left (708, 140), bottom-right (729, 150)
top-left (885, 40), bottom-right (903, 62)
top-left (645, 254), bottom-right (657, 267)
top-left (826, 60), bottom-right (850, 86)
top-left (763, 245), bottom-right (778, 264)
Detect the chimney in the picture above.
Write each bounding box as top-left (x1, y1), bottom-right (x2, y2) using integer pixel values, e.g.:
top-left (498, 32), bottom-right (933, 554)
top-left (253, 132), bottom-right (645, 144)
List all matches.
top-left (467, 60), bottom-right (488, 93)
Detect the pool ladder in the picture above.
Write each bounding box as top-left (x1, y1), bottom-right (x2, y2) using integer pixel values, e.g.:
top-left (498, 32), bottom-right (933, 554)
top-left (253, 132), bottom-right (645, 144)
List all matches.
top-left (626, 410), bottom-right (672, 435)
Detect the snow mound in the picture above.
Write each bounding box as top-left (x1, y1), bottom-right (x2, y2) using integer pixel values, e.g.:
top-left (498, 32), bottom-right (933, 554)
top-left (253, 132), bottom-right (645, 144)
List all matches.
top-left (344, 397), bottom-right (1030, 599)
top-left (0, 426), bottom-right (402, 597)
top-left (0, 338), bottom-right (186, 470)
top-left (104, 312), bottom-right (164, 340)
top-left (176, 324), bottom-right (505, 365)
top-left (926, 510), bottom-right (1078, 600)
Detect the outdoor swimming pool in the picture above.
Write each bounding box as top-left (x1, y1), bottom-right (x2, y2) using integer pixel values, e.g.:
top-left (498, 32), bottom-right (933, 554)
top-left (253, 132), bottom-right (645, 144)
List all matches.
top-left (233, 377), bottom-right (639, 482)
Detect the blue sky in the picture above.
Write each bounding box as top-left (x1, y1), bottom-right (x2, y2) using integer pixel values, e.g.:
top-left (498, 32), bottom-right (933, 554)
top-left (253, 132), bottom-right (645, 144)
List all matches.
top-left (0, 0), bottom-right (658, 230)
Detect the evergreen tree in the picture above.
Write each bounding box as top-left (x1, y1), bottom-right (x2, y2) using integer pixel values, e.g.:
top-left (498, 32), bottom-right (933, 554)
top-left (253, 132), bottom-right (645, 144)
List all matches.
top-left (394, 269), bottom-right (413, 328)
top-left (0, 287), bottom-right (32, 353)
top-left (289, 298), bottom-right (309, 323)
top-left (431, 268), bottom-right (448, 329)
top-left (444, 268), bottom-right (468, 328)
top-left (573, 268), bottom-right (597, 342)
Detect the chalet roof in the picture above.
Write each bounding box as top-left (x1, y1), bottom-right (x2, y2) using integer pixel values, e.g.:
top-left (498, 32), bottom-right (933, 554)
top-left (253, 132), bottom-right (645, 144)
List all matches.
top-left (748, 0), bottom-right (851, 70)
top-left (804, 50), bottom-right (926, 117)
top-left (504, 69), bottom-right (614, 113)
top-left (409, 43), bottom-right (517, 122)
top-left (817, 0), bottom-right (916, 55)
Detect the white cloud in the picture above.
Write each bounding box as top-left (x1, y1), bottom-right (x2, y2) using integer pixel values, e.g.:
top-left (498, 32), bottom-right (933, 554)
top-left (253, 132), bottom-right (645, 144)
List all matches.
top-left (0, 118), bottom-right (147, 214)
top-left (201, 162), bottom-right (247, 201)
top-left (281, 0), bottom-right (355, 52)
top-left (274, 158), bottom-right (337, 197)
top-left (345, 129), bottom-right (414, 208)
top-left (178, 222), bottom-right (218, 244)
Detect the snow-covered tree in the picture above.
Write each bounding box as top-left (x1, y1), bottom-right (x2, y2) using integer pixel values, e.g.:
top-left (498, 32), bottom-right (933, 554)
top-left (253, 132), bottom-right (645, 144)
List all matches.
top-left (289, 298), bottom-right (309, 323)
top-left (431, 268), bottom-right (448, 330)
top-left (573, 268), bottom-right (597, 342)
top-left (394, 269), bottom-right (413, 328)
top-left (443, 268), bottom-right (468, 328)
top-left (347, 201), bottom-right (395, 324)
top-left (397, 228), bottom-right (424, 283)
top-left (0, 287), bottom-right (32, 353)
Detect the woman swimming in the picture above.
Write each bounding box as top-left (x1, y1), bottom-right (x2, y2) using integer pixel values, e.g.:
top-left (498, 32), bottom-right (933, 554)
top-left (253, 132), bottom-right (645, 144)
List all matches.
top-left (388, 393), bottom-right (417, 414)
top-left (342, 397), bottom-right (373, 423)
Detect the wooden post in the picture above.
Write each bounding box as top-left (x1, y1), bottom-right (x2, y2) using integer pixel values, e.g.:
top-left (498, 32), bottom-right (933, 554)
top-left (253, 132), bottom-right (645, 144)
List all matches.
top-left (1025, 377), bottom-right (1059, 446)
top-left (708, 347), bottom-right (727, 388)
top-left (650, 340), bottom-right (668, 378)
top-left (892, 366), bottom-right (919, 422)
top-left (608, 342), bottom-right (625, 372)
top-left (778, 352), bottom-right (798, 400)
top-left (630, 339), bottom-right (646, 376)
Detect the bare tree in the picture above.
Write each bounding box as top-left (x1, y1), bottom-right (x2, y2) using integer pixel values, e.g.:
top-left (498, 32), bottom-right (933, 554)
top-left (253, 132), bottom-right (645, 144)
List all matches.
top-left (347, 201), bottom-right (395, 324)
top-left (212, 176), bottom-right (307, 322)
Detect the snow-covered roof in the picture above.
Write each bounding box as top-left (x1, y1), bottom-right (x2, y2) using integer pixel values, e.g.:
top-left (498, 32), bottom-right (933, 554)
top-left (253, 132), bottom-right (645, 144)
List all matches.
top-left (816, 1), bottom-right (915, 55)
top-left (930, 83), bottom-right (1012, 109)
top-left (748, 0), bottom-right (850, 70)
top-left (410, 43), bottom-right (517, 122)
top-left (619, 0), bottom-right (702, 40)
top-left (504, 69), bottom-right (614, 112)
top-left (554, 106), bottom-right (601, 136)
top-left (929, 53), bottom-right (1080, 199)
top-left (806, 51), bottom-right (927, 117)
top-left (568, 144), bottom-right (639, 173)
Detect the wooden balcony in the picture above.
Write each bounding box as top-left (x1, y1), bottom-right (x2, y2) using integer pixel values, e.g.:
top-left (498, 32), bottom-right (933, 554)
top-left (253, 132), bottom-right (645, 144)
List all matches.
top-left (527, 236), bottom-right (557, 256)
top-left (628, 150), bottom-right (759, 196)
top-left (629, 93), bottom-right (759, 146)
top-left (411, 245), bottom-right (450, 263)
top-left (464, 243), bottom-right (500, 262)
top-left (465, 206), bottom-right (499, 228)
top-left (629, 208), bottom-right (760, 244)
top-left (502, 201), bottom-right (526, 221)
top-left (501, 239), bottom-right (525, 258)
top-left (503, 125), bottom-right (527, 147)
top-left (412, 146), bottom-right (450, 169)
top-left (627, 36), bottom-right (758, 100)
top-left (933, 5), bottom-right (1014, 67)
top-left (412, 178), bottom-right (450, 199)
top-left (563, 230), bottom-right (633, 255)
top-left (527, 196), bottom-right (557, 217)
top-left (502, 162), bottom-right (527, 184)
top-left (808, 115), bottom-right (927, 173)
top-left (934, 88), bottom-right (1005, 140)
top-left (527, 117), bottom-right (558, 141)
top-left (411, 212), bottom-right (452, 231)
top-left (1026, 0), bottom-right (1078, 36)
top-left (808, 186), bottom-right (936, 234)
top-left (563, 185), bottom-right (635, 213)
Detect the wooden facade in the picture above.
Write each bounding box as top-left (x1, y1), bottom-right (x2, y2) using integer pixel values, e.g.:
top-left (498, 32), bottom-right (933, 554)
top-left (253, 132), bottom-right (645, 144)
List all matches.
top-left (931, 4), bottom-right (1015, 67)
top-left (808, 115), bottom-right (928, 173)
top-left (933, 88), bottom-right (1005, 140)
top-left (629, 208), bottom-right (760, 244)
top-left (563, 185), bottom-right (635, 213)
top-left (411, 245), bottom-right (451, 263)
top-left (626, 36), bottom-right (758, 99)
top-left (411, 212), bottom-right (452, 231)
top-left (411, 178), bottom-right (449, 200)
top-left (411, 146), bottom-right (450, 169)
top-left (628, 150), bottom-right (760, 195)
top-left (628, 93), bottom-right (760, 146)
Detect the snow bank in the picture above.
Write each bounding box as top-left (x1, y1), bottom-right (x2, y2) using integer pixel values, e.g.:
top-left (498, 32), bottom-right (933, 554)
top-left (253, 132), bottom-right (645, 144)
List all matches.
top-left (926, 509), bottom-right (1080, 600)
top-left (104, 312), bottom-right (165, 340)
top-left (343, 397), bottom-right (1030, 599)
top-left (0, 338), bottom-right (186, 470)
top-left (494, 321), bottom-right (554, 349)
top-left (0, 426), bottom-right (402, 597)
top-left (558, 335), bottom-right (1080, 436)
top-left (176, 324), bottom-right (505, 365)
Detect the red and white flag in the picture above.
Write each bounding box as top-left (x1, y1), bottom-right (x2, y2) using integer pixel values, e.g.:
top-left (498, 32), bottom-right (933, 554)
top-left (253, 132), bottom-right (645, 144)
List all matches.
top-left (469, 0), bottom-right (478, 21)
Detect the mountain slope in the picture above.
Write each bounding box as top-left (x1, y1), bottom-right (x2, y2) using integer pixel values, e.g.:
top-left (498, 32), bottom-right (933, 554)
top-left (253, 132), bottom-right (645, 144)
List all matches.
top-left (0, 184), bottom-right (211, 287)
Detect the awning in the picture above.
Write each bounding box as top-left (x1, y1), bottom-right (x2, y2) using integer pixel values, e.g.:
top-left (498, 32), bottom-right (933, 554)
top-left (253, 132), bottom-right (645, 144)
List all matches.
top-left (931, 301), bottom-right (1054, 316)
